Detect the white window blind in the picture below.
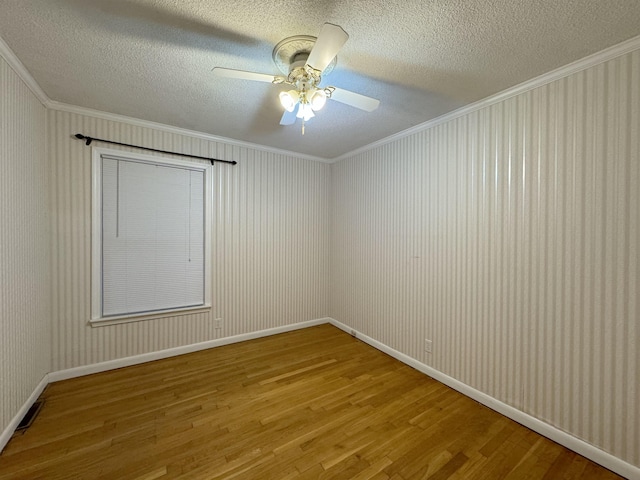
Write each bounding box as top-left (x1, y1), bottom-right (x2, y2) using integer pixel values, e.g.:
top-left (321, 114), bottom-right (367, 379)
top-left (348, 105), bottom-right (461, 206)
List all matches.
top-left (92, 149), bottom-right (210, 322)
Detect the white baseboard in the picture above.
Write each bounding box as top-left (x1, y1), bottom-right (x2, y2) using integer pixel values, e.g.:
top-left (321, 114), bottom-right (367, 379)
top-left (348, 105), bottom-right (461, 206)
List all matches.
top-left (4, 317), bottom-right (638, 478)
top-left (48, 317), bottom-right (329, 383)
top-left (0, 374), bottom-right (49, 454)
top-left (1, 318), bottom-right (330, 454)
top-left (327, 318), bottom-right (639, 480)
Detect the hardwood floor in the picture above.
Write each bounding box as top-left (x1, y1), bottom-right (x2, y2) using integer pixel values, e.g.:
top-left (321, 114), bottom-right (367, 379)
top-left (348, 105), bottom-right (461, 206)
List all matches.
top-left (0, 324), bottom-right (623, 479)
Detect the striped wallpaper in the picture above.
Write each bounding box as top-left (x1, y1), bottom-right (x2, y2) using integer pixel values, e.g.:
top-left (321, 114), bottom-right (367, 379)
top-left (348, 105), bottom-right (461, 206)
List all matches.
top-left (330, 48), bottom-right (640, 468)
top-left (2, 30), bottom-right (639, 475)
top-left (48, 110), bottom-right (330, 371)
top-left (0, 55), bottom-right (50, 437)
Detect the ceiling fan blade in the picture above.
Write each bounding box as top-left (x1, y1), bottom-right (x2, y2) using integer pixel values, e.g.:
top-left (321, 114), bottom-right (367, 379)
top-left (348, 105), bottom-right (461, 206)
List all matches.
top-left (212, 67), bottom-right (281, 83)
top-left (305, 23), bottom-right (349, 73)
top-left (329, 87), bottom-right (380, 112)
top-left (280, 104), bottom-right (299, 125)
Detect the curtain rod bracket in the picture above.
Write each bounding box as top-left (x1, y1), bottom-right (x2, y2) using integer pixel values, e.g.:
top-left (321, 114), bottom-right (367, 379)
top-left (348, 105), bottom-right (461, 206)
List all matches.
top-left (73, 133), bottom-right (237, 165)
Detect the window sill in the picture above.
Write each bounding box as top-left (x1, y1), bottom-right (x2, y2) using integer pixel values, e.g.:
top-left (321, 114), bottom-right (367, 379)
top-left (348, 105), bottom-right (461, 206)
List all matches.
top-left (89, 305), bottom-right (212, 327)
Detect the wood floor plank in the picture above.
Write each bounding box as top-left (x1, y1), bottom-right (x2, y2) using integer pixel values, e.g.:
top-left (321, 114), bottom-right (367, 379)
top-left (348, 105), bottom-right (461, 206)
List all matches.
top-left (0, 324), bottom-right (625, 479)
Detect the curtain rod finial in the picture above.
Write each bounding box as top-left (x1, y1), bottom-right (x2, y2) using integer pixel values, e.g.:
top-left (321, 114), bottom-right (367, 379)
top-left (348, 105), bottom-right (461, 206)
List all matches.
top-left (75, 133), bottom-right (92, 145)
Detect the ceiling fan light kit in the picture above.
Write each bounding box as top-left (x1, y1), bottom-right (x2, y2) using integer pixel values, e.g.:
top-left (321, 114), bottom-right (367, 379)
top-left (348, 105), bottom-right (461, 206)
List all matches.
top-left (212, 23), bottom-right (380, 135)
top-left (279, 81), bottom-right (328, 113)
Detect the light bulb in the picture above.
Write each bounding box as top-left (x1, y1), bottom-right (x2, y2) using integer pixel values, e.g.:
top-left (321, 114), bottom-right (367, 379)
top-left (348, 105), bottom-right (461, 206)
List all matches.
top-left (279, 90), bottom-right (299, 112)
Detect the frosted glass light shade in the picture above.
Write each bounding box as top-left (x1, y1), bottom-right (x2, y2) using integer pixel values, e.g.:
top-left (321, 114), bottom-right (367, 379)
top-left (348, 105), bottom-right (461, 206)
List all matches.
top-left (296, 103), bottom-right (315, 121)
top-left (279, 90), bottom-right (299, 112)
top-left (309, 89), bottom-right (327, 111)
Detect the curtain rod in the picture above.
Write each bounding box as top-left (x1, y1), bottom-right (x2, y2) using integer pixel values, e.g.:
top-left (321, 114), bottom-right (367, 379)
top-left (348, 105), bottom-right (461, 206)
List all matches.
top-left (74, 134), bottom-right (237, 165)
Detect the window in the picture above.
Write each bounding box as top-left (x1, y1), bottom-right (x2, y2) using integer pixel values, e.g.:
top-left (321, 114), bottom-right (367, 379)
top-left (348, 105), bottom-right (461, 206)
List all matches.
top-left (91, 147), bottom-right (211, 323)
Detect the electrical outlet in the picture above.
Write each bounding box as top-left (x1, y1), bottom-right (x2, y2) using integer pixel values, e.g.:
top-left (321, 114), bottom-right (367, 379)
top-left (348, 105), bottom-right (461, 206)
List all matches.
top-left (214, 318), bottom-right (223, 329)
top-left (425, 339), bottom-right (433, 354)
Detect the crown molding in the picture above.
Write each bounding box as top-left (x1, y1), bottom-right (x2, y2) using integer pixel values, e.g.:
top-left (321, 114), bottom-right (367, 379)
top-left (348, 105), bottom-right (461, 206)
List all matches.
top-left (47, 100), bottom-right (330, 163)
top-left (332, 34), bottom-right (640, 163)
top-left (4, 29), bottom-right (639, 165)
top-left (0, 35), bottom-right (50, 107)
top-left (0, 33), bottom-right (327, 164)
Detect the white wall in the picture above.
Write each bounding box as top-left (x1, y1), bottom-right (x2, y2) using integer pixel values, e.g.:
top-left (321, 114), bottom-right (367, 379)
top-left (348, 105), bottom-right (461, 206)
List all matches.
top-left (48, 109), bottom-right (330, 371)
top-left (0, 55), bottom-right (50, 438)
top-left (330, 48), bottom-right (640, 468)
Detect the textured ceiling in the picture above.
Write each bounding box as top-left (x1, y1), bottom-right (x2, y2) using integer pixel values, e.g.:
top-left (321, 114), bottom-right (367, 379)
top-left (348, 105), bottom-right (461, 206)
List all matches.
top-left (1, 0), bottom-right (640, 159)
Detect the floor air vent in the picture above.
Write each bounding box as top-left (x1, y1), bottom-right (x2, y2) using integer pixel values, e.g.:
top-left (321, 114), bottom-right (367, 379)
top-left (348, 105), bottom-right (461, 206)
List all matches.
top-left (16, 400), bottom-right (44, 431)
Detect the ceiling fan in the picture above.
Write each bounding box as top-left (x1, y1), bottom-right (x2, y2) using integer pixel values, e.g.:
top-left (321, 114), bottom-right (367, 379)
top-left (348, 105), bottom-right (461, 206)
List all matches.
top-left (212, 23), bottom-right (380, 134)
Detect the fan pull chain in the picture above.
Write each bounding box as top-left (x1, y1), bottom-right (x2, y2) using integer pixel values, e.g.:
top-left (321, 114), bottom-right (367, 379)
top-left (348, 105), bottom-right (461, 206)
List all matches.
top-left (302, 120), bottom-right (305, 135)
